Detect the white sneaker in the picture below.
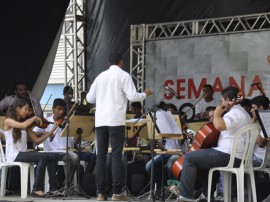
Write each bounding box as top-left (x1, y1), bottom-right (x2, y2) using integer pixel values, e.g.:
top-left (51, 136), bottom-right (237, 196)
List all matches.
top-left (169, 184), bottom-right (180, 196)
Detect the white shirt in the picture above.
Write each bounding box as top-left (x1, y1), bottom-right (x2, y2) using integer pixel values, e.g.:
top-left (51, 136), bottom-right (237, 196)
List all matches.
top-left (164, 139), bottom-right (181, 150)
top-left (214, 105), bottom-right (252, 159)
top-left (33, 115), bottom-right (74, 152)
top-left (253, 131), bottom-right (266, 160)
top-left (86, 65), bottom-right (147, 127)
top-left (195, 98), bottom-right (220, 119)
top-left (0, 95), bottom-right (43, 117)
top-left (4, 128), bottom-right (27, 162)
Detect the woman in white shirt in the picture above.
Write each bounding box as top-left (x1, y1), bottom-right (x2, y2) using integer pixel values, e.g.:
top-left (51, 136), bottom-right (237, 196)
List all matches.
top-left (4, 98), bottom-right (58, 197)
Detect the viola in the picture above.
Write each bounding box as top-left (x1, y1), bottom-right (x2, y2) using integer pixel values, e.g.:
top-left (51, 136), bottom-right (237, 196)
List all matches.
top-left (171, 122), bottom-right (220, 179)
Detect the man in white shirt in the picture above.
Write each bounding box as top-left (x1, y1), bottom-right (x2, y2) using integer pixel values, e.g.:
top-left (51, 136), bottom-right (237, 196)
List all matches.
top-left (195, 84), bottom-right (220, 119)
top-left (86, 52), bottom-right (152, 201)
top-left (33, 98), bottom-right (79, 191)
top-left (0, 81), bottom-right (43, 117)
top-left (177, 87), bottom-right (251, 202)
top-left (251, 95), bottom-right (269, 167)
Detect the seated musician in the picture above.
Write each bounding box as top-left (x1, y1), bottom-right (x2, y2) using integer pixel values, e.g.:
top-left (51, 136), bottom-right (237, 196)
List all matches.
top-left (216, 95), bottom-right (269, 201)
top-left (127, 102), bottom-right (146, 147)
top-left (3, 98), bottom-right (59, 197)
top-left (145, 104), bottom-right (183, 195)
top-left (250, 95), bottom-right (269, 167)
top-left (205, 106), bottom-right (216, 122)
top-left (195, 84), bottom-right (219, 119)
top-left (0, 81), bottom-right (43, 117)
top-left (74, 91), bottom-right (91, 115)
top-left (177, 86), bottom-right (251, 202)
top-left (33, 98), bottom-right (80, 189)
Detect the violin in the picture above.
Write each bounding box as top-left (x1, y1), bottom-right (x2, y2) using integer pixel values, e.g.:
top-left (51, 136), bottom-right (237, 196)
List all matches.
top-left (49, 102), bottom-right (77, 142)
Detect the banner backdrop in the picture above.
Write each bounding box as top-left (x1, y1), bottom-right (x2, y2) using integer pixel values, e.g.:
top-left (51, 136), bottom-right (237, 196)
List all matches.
top-left (145, 31), bottom-right (270, 118)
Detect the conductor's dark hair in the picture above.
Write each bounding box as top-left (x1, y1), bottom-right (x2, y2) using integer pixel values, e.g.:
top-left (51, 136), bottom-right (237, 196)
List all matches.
top-left (251, 95), bottom-right (270, 110)
top-left (221, 86), bottom-right (239, 101)
top-left (109, 52), bottom-right (123, 65)
top-left (53, 98), bottom-right (66, 108)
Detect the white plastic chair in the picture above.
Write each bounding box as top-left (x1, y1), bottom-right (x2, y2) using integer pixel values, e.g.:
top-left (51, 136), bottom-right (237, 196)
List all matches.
top-left (253, 141), bottom-right (270, 177)
top-left (207, 123), bottom-right (260, 202)
top-left (0, 140), bottom-right (35, 198)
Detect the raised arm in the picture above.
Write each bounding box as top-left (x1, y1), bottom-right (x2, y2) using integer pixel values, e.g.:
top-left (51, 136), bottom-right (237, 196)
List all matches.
top-left (4, 116), bottom-right (42, 131)
top-left (27, 122), bottom-right (58, 145)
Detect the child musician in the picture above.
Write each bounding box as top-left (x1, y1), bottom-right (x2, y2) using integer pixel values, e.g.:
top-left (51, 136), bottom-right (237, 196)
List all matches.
top-left (4, 98), bottom-right (59, 197)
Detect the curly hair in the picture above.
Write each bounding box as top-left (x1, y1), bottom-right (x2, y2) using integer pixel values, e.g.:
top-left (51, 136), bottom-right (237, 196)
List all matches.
top-left (6, 98), bottom-right (28, 143)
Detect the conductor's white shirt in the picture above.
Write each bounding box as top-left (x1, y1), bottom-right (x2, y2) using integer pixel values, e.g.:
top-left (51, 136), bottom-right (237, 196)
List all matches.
top-left (86, 65), bottom-right (147, 127)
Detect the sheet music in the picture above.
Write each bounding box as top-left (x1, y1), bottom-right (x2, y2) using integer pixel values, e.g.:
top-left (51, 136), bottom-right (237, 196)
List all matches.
top-left (154, 110), bottom-right (182, 134)
top-left (256, 110), bottom-right (270, 138)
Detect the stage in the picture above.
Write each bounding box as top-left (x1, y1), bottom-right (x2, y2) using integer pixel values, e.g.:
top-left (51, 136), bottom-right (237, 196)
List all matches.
top-left (0, 195), bottom-right (177, 202)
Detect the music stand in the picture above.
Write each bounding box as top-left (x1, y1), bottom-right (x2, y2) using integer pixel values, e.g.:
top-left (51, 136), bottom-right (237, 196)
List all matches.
top-left (137, 110), bottom-right (183, 201)
top-left (61, 114), bottom-right (95, 198)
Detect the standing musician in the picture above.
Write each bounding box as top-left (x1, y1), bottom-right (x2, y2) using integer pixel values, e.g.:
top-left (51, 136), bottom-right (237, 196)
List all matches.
top-left (177, 86), bottom-right (251, 202)
top-left (195, 84), bottom-right (220, 120)
top-left (0, 81), bottom-right (43, 117)
top-left (86, 52), bottom-right (152, 201)
top-left (3, 98), bottom-right (59, 197)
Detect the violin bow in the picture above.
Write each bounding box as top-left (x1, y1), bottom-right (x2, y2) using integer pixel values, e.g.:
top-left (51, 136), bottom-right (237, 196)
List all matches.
top-left (42, 94), bottom-right (52, 112)
top-left (28, 91), bottom-right (37, 117)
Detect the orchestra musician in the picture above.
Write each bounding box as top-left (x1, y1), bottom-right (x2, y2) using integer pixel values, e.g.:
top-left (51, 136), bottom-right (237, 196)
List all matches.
top-left (251, 95), bottom-right (269, 167)
top-left (195, 84), bottom-right (219, 120)
top-left (177, 86), bottom-right (251, 202)
top-left (216, 95), bottom-right (269, 201)
top-left (86, 52), bottom-right (152, 201)
top-left (145, 104), bottom-right (185, 197)
top-left (0, 81), bottom-right (43, 117)
top-left (33, 98), bottom-right (80, 189)
top-left (3, 98), bottom-right (59, 197)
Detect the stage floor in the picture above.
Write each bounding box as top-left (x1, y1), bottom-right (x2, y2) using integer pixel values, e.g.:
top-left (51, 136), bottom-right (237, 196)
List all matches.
top-left (0, 196), bottom-right (177, 202)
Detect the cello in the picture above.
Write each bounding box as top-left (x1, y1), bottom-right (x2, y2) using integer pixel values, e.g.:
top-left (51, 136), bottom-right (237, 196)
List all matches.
top-left (171, 122), bottom-right (220, 179)
top-left (171, 91), bottom-right (245, 179)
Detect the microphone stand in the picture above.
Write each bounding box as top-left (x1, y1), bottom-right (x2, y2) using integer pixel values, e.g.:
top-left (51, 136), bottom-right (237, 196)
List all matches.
top-left (63, 95), bottom-right (72, 199)
top-left (138, 96), bottom-right (167, 201)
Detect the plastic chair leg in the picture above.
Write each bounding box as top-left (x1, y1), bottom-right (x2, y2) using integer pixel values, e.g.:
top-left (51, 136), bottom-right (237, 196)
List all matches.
top-left (0, 167), bottom-right (8, 197)
top-left (29, 164), bottom-right (35, 193)
top-left (248, 171), bottom-right (257, 202)
top-left (20, 164), bottom-right (30, 198)
top-left (223, 172), bottom-right (232, 202)
top-left (207, 169), bottom-right (214, 202)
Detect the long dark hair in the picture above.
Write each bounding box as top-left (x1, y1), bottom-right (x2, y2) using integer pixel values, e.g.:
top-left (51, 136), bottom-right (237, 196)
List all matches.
top-left (6, 98), bottom-right (28, 143)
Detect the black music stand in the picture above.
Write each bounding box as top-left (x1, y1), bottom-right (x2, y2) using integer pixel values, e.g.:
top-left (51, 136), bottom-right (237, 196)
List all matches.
top-left (136, 109), bottom-right (183, 201)
top-left (61, 114), bottom-right (95, 198)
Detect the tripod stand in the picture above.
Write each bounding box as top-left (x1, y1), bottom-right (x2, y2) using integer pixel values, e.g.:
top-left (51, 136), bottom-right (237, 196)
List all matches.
top-left (136, 102), bottom-right (162, 202)
top-left (121, 127), bottom-right (136, 198)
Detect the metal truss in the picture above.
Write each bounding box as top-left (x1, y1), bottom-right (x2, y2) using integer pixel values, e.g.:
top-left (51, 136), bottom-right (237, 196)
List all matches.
top-left (130, 12), bottom-right (270, 94)
top-left (64, 0), bottom-right (86, 101)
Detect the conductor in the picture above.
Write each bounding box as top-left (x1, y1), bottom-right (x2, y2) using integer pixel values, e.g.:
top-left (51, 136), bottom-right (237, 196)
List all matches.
top-left (86, 52), bottom-right (152, 201)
